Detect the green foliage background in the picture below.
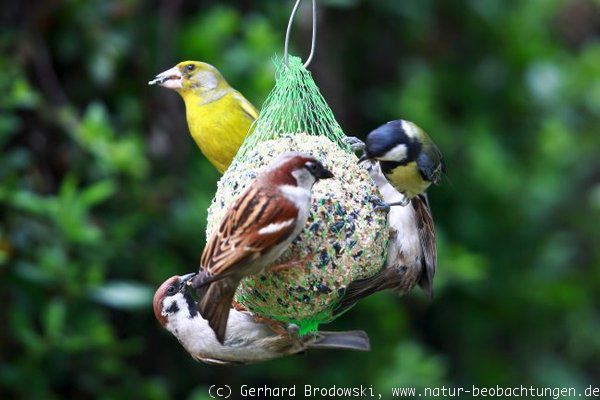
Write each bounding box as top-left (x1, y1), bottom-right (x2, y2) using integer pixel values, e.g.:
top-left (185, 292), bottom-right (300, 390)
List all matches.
top-left (1, 0), bottom-right (598, 398)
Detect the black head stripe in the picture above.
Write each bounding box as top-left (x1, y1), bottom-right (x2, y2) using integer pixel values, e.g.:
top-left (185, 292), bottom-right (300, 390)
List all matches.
top-left (182, 288), bottom-right (198, 318)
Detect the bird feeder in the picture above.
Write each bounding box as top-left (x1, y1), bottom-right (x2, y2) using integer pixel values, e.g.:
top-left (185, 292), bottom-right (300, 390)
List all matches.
top-left (205, 0), bottom-right (388, 334)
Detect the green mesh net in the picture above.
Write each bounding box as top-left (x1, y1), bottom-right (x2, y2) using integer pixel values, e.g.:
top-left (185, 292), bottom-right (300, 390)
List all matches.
top-left (235, 56), bottom-right (351, 161)
top-left (207, 55), bottom-right (388, 334)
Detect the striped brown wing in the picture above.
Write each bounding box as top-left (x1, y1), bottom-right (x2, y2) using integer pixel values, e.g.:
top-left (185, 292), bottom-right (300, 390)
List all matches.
top-left (200, 184), bottom-right (299, 278)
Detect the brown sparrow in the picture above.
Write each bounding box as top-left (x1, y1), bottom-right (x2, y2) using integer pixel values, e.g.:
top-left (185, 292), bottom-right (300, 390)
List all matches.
top-left (335, 160), bottom-right (436, 315)
top-left (190, 152), bottom-right (333, 343)
top-left (154, 274), bottom-right (370, 365)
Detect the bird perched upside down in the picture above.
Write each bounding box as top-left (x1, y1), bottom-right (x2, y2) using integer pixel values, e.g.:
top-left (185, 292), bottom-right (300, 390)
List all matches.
top-left (189, 152), bottom-right (333, 343)
top-left (347, 119), bottom-right (444, 208)
top-left (334, 160), bottom-right (437, 315)
top-left (153, 274), bottom-right (370, 365)
top-left (149, 61), bottom-right (258, 173)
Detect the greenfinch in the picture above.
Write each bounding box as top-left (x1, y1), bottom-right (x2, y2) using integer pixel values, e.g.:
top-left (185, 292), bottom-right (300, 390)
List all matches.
top-left (149, 61), bottom-right (258, 173)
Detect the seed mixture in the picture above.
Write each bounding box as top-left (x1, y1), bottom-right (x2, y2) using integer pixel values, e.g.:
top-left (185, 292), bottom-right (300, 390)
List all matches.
top-left (206, 134), bottom-right (388, 333)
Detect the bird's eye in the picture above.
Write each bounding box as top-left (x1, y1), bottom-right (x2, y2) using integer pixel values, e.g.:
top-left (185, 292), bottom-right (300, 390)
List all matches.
top-left (166, 285), bottom-right (177, 295)
top-left (186, 64), bottom-right (195, 72)
top-left (305, 162), bottom-right (317, 172)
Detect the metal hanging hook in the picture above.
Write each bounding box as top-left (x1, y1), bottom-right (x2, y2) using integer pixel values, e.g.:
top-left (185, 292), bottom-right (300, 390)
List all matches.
top-left (284, 0), bottom-right (317, 68)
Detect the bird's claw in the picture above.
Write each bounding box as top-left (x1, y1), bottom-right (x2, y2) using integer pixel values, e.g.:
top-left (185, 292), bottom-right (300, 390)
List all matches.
top-left (344, 136), bottom-right (366, 153)
top-left (369, 196), bottom-right (390, 212)
top-left (398, 197), bottom-right (411, 207)
top-left (369, 196), bottom-right (410, 212)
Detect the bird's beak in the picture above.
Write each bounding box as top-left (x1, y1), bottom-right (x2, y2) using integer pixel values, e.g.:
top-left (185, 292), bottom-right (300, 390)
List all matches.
top-left (148, 66), bottom-right (182, 89)
top-left (318, 167), bottom-right (334, 180)
top-left (179, 273), bottom-right (196, 290)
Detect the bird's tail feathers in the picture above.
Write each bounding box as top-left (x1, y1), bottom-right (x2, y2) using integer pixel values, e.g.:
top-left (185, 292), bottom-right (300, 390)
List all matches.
top-left (411, 195), bottom-right (436, 299)
top-left (334, 268), bottom-right (398, 316)
top-left (309, 330), bottom-right (371, 352)
top-left (418, 273), bottom-right (434, 299)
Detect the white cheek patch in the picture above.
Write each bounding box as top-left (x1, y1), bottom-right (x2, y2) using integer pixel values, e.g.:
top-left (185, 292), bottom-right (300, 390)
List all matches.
top-left (379, 143), bottom-right (408, 161)
top-left (258, 218), bottom-right (295, 235)
top-left (161, 295), bottom-right (180, 316)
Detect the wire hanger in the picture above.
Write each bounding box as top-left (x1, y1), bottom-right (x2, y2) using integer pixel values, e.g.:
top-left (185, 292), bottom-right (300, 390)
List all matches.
top-left (284, 0), bottom-right (317, 68)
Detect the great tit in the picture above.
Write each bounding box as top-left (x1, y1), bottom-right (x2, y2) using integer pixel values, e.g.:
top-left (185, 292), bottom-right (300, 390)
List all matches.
top-left (348, 119), bottom-right (445, 208)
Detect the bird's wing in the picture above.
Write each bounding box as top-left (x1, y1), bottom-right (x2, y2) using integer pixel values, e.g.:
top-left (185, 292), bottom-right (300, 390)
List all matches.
top-left (416, 145), bottom-right (444, 184)
top-left (200, 184), bottom-right (298, 279)
top-left (412, 194), bottom-right (436, 298)
top-left (415, 126), bottom-right (445, 184)
top-left (233, 91), bottom-right (259, 121)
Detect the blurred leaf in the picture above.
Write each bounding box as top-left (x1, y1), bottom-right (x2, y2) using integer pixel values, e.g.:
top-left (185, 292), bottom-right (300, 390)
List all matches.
top-left (44, 299), bottom-right (67, 338)
top-left (80, 179), bottom-right (117, 206)
top-left (377, 341), bottom-right (447, 391)
top-left (90, 281), bottom-right (153, 310)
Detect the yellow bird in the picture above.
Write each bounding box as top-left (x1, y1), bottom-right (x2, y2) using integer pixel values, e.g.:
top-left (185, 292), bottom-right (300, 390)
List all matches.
top-left (149, 61), bottom-right (258, 173)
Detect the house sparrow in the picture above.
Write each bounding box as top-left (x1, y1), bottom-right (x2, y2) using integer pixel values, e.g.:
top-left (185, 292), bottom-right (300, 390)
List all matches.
top-left (190, 152), bottom-right (333, 343)
top-left (334, 160), bottom-right (436, 315)
top-left (153, 274), bottom-right (371, 365)
top-left (347, 119), bottom-right (444, 208)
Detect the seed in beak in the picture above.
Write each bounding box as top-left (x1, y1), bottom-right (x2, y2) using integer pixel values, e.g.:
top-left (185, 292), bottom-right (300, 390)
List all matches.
top-left (148, 66), bottom-right (182, 88)
top-left (149, 75), bottom-right (179, 86)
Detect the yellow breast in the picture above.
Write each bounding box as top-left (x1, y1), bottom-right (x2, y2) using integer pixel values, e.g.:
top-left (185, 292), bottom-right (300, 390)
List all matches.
top-left (182, 91), bottom-right (256, 173)
top-left (385, 161), bottom-right (431, 199)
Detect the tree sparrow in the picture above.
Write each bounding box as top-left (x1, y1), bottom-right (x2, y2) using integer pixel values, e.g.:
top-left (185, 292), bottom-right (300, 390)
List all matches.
top-left (153, 274), bottom-right (371, 365)
top-left (190, 152), bottom-right (334, 343)
top-left (334, 160), bottom-right (436, 315)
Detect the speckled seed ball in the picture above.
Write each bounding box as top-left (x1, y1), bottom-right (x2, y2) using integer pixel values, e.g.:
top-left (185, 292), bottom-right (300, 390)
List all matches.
top-left (206, 134), bottom-right (388, 333)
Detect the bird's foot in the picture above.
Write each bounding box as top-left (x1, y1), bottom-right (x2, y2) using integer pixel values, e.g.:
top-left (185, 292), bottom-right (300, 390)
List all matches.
top-left (396, 197), bottom-right (411, 207)
top-left (369, 195), bottom-right (390, 212)
top-left (369, 196), bottom-right (410, 211)
top-left (344, 136), bottom-right (366, 153)
top-left (187, 273), bottom-right (210, 290)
